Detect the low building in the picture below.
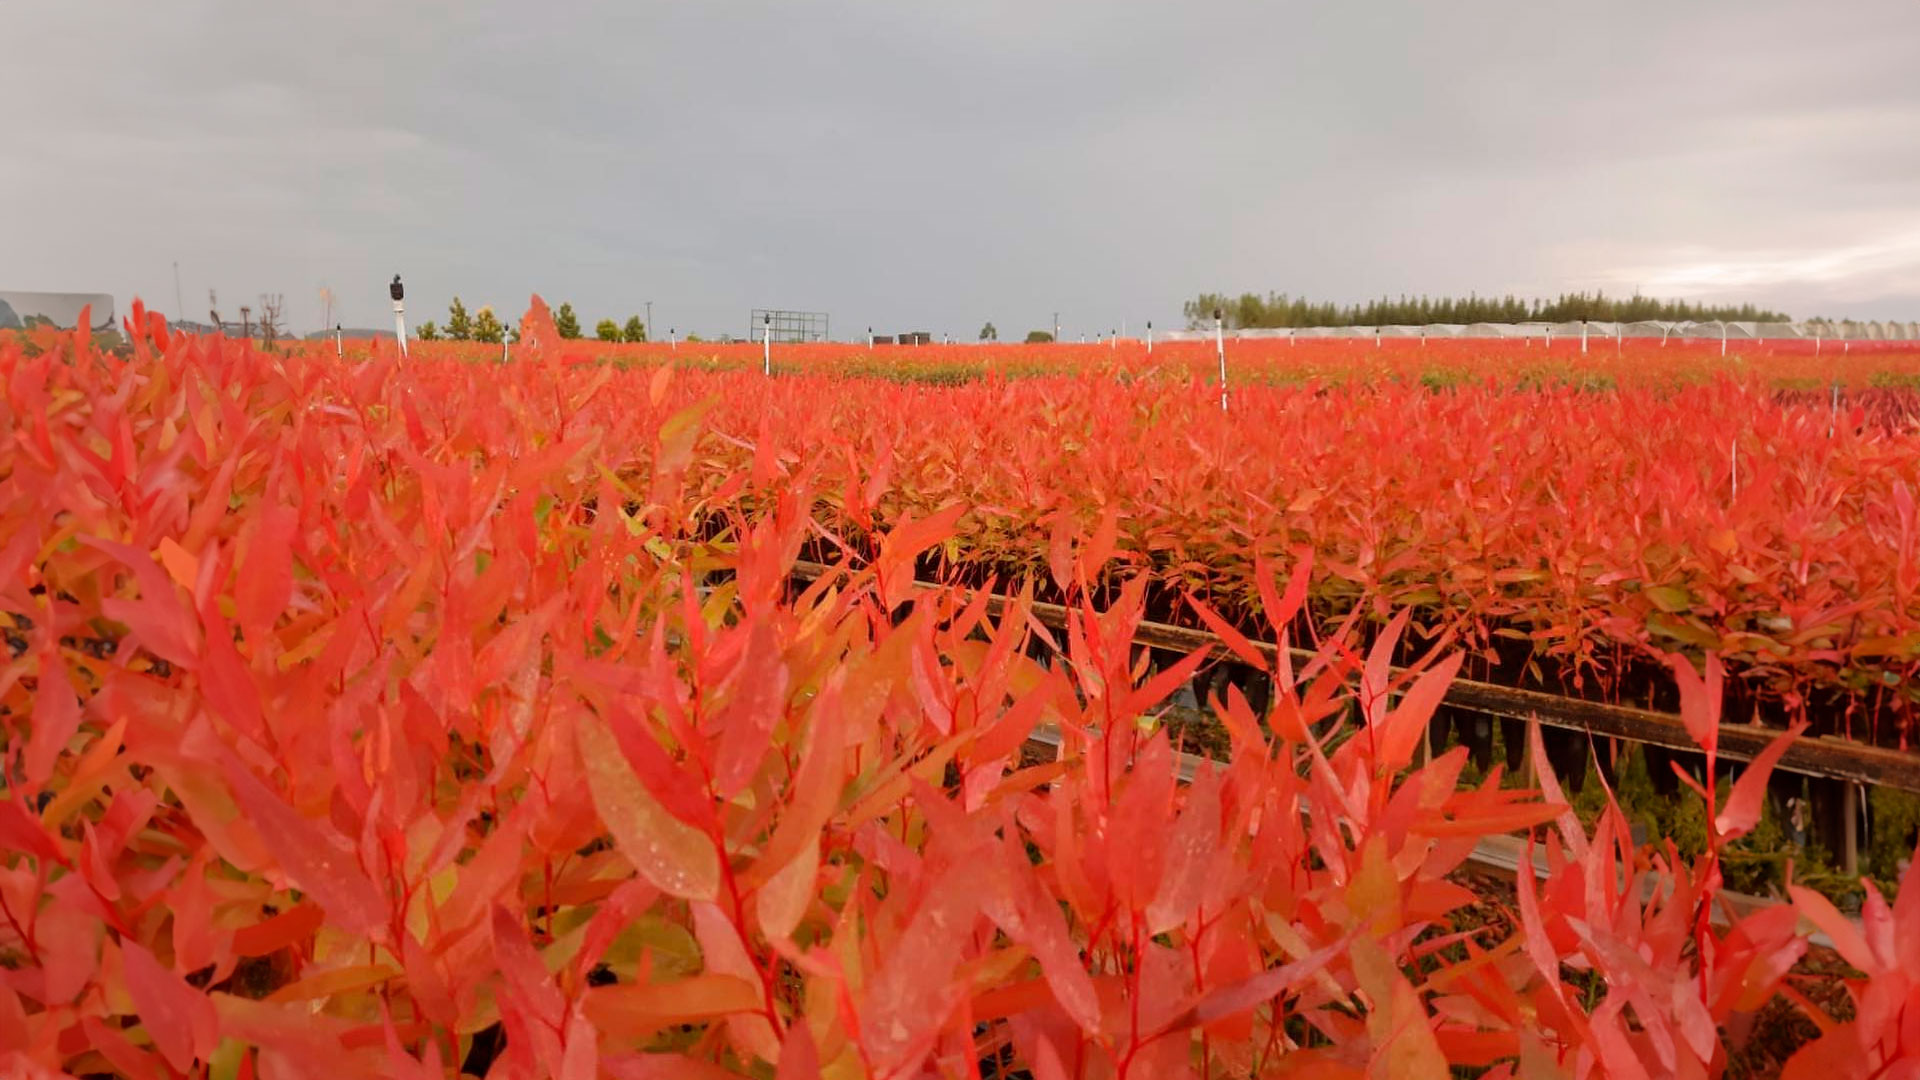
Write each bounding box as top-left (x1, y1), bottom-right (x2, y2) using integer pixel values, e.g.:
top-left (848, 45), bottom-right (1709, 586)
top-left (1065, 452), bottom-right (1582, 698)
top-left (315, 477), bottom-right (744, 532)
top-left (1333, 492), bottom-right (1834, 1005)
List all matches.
top-left (0, 291), bottom-right (116, 331)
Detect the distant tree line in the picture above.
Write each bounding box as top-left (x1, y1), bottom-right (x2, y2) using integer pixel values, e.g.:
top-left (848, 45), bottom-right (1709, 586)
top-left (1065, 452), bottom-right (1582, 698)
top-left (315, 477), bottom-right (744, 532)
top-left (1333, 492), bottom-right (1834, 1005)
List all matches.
top-left (418, 299), bottom-right (648, 343)
top-left (1182, 291), bottom-right (1791, 329)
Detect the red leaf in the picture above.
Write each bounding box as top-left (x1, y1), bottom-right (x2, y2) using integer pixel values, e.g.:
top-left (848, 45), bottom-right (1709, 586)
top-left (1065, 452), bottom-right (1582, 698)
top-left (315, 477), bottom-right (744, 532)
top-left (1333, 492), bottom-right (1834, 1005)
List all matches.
top-left (712, 621), bottom-right (791, 794)
top-left (236, 506), bottom-right (297, 643)
top-left (1184, 592), bottom-right (1269, 668)
top-left (24, 650), bottom-right (82, 787)
top-left (576, 705), bottom-right (721, 902)
top-left (1147, 764), bottom-right (1222, 934)
top-left (1528, 721), bottom-right (1588, 860)
top-left (773, 1018), bottom-right (821, 1080)
top-left (1254, 549), bottom-right (1314, 641)
top-left (1109, 733), bottom-right (1177, 911)
top-left (1715, 723), bottom-right (1804, 842)
top-left (1790, 885), bottom-right (1878, 975)
top-left (691, 903), bottom-right (781, 1062)
top-left (198, 609), bottom-right (269, 746)
top-left (232, 902), bottom-right (325, 957)
top-left (121, 939), bottom-right (217, 1073)
top-left (1047, 512), bottom-right (1074, 597)
top-left (1080, 502), bottom-right (1120, 581)
top-left (1667, 651), bottom-right (1722, 756)
top-left (84, 536), bottom-right (201, 669)
top-left (1184, 939), bottom-right (1344, 1030)
top-left (1414, 802), bottom-right (1566, 838)
top-left (219, 758), bottom-right (388, 937)
top-left (877, 503), bottom-right (965, 611)
top-left (0, 798), bottom-right (66, 866)
top-left (1118, 645), bottom-right (1211, 720)
top-left (1375, 650), bottom-right (1460, 773)
top-left (1362, 609), bottom-right (1411, 725)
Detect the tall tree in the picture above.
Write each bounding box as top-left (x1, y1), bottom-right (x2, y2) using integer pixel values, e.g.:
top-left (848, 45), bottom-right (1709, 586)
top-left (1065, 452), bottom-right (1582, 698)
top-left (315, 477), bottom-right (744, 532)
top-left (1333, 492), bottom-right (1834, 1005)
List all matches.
top-left (472, 306), bottom-right (505, 344)
top-left (554, 302), bottom-right (582, 340)
top-left (622, 316), bottom-right (647, 343)
top-left (595, 318), bottom-right (622, 342)
top-left (446, 297), bottom-right (474, 341)
top-left (979, 322), bottom-right (998, 341)
top-left (417, 321), bottom-right (441, 341)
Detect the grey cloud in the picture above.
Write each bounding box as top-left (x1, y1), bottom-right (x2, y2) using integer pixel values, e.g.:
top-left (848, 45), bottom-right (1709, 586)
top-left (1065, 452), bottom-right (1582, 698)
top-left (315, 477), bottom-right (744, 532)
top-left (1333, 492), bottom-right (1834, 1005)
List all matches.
top-left (3, 0), bottom-right (1916, 338)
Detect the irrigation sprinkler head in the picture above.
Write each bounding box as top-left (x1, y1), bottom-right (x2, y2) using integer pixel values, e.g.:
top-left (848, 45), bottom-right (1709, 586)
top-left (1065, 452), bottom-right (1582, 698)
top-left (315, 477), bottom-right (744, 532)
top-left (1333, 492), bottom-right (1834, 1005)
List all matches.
top-left (389, 275), bottom-right (404, 303)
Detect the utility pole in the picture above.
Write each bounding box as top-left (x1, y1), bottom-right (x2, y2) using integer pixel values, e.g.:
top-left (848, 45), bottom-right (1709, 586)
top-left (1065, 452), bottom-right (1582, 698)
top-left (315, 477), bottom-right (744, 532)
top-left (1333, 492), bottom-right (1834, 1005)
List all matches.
top-left (1053, 312), bottom-right (1060, 343)
top-left (645, 300), bottom-right (653, 342)
top-left (762, 313), bottom-right (772, 376)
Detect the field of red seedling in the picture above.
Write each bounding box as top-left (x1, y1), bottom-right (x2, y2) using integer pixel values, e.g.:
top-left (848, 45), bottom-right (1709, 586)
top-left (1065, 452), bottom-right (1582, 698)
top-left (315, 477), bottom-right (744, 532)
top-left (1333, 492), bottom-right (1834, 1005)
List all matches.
top-left (2, 299), bottom-right (1919, 1078)
top-left (416, 333), bottom-right (1920, 388)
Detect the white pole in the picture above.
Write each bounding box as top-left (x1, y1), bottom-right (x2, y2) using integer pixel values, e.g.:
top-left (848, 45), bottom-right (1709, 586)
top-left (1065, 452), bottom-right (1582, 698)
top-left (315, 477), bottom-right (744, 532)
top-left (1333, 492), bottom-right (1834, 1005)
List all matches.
top-left (1146, 320), bottom-right (1153, 354)
top-left (670, 328), bottom-right (677, 352)
top-left (1214, 309), bottom-right (1227, 412)
top-left (1721, 320), bottom-right (1729, 357)
top-left (1815, 327), bottom-right (1822, 356)
top-left (1374, 327), bottom-right (1381, 349)
top-left (867, 326), bottom-right (873, 351)
top-left (1581, 320), bottom-right (1588, 354)
top-left (389, 274), bottom-right (407, 358)
top-left (1545, 327), bottom-right (1552, 351)
top-left (502, 327), bottom-right (510, 364)
top-left (334, 323), bottom-right (343, 358)
top-left (762, 315), bottom-right (771, 376)
top-left (1615, 321), bottom-right (1622, 355)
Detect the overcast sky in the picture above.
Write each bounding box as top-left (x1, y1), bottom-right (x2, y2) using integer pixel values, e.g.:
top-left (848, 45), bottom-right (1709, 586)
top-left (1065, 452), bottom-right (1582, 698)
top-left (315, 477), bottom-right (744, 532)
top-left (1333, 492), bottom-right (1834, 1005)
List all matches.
top-left (6, 0), bottom-right (1918, 337)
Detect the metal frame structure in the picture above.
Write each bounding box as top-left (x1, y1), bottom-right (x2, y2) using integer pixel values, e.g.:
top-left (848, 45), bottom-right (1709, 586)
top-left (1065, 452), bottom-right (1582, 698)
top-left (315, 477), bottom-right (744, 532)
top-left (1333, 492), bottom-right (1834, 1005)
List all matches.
top-left (749, 309), bottom-right (830, 344)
